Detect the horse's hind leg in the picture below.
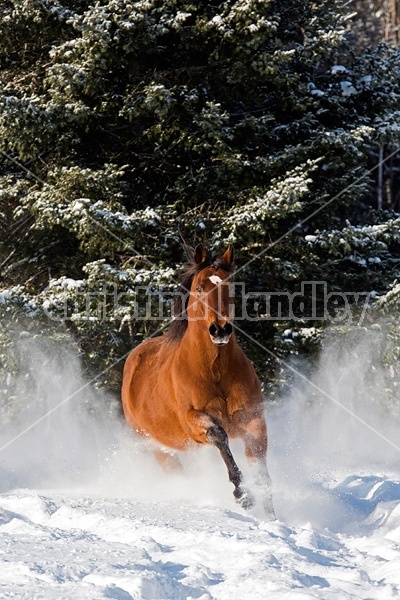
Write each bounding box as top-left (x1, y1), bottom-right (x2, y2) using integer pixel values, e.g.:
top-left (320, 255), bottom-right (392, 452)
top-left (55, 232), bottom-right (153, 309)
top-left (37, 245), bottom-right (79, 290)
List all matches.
top-left (153, 448), bottom-right (183, 473)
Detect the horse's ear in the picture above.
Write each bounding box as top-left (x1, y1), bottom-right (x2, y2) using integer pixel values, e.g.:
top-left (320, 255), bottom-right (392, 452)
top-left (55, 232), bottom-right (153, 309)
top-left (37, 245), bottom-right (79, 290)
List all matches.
top-left (221, 244), bottom-right (234, 265)
top-left (194, 243), bottom-right (208, 265)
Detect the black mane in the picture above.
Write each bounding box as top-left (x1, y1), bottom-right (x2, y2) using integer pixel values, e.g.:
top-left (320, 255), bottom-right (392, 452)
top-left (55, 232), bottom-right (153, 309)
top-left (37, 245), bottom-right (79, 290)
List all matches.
top-left (166, 248), bottom-right (234, 343)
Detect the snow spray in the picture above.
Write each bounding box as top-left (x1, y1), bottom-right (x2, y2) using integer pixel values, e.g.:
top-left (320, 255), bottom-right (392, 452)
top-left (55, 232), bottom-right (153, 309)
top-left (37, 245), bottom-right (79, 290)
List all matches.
top-left (1, 326), bottom-right (399, 532)
top-left (269, 327), bottom-right (400, 530)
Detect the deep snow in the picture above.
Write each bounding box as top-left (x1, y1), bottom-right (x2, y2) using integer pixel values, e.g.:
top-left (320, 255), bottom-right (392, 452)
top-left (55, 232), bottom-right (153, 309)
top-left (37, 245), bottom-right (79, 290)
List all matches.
top-left (1, 333), bottom-right (400, 599)
top-left (1, 474), bottom-right (400, 600)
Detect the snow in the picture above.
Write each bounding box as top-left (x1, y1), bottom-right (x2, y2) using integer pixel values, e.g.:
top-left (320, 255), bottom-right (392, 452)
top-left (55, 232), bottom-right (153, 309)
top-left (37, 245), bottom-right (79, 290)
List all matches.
top-left (1, 478), bottom-right (400, 600)
top-left (341, 82), bottom-right (358, 97)
top-left (1, 335), bottom-right (400, 599)
top-left (357, 75), bottom-right (372, 87)
top-left (0, 289), bottom-right (11, 303)
top-left (53, 276), bottom-right (84, 289)
top-left (299, 327), bottom-right (316, 337)
top-left (331, 65), bottom-right (348, 75)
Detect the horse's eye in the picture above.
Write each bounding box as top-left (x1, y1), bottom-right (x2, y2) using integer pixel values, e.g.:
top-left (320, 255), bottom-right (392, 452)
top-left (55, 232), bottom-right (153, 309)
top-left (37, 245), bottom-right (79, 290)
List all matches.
top-left (196, 285), bottom-right (203, 293)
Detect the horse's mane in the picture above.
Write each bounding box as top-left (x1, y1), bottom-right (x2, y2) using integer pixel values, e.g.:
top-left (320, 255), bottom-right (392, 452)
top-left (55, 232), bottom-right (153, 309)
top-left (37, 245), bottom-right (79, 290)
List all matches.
top-left (166, 245), bottom-right (234, 343)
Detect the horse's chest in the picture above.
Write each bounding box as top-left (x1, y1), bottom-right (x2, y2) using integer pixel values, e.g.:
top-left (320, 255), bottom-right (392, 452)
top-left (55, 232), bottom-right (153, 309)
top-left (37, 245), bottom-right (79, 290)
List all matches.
top-left (203, 379), bottom-right (242, 423)
top-left (206, 370), bottom-right (231, 401)
top-left (210, 355), bottom-right (235, 385)
top-left (204, 395), bottom-right (231, 423)
top-left (189, 359), bottom-right (244, 423)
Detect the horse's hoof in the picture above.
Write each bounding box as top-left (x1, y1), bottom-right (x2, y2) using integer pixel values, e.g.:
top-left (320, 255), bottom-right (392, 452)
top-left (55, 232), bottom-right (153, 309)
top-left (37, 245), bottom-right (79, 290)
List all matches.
top-left (234, 489), bottom-right (256, 510)
top-left (264, 508), bottom-right (276, 520)
top-left (263, 498), bottom-right (276, 520)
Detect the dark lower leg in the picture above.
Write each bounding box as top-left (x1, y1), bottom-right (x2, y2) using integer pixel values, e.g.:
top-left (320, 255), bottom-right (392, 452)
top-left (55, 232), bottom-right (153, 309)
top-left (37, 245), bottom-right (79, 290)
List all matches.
top-left (207, 425), bottom-right (255, 510)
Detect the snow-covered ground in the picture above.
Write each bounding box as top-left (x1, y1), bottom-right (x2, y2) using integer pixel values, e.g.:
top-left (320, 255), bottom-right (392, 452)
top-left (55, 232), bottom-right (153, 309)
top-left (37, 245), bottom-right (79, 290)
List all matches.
top-left (1, 335), bottom-right (400, 599)
top-left (1, 472), bottom-right (400, 600)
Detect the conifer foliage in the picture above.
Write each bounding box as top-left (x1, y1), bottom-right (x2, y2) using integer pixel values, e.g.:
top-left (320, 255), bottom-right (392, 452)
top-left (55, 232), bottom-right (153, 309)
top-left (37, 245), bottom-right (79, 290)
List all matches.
top-left (1, 0), bottom-right (400, 398)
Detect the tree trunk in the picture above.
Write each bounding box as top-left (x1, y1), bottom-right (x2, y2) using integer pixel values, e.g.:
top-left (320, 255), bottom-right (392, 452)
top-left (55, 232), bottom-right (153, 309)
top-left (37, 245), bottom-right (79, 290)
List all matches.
top-left (385, 0), bottom-right (400, 43)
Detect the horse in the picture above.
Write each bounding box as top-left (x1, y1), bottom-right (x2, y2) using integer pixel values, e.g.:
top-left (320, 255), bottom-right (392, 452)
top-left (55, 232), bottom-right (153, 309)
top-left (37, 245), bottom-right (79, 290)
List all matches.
top-left (121, 243), bottom-right (275, 517)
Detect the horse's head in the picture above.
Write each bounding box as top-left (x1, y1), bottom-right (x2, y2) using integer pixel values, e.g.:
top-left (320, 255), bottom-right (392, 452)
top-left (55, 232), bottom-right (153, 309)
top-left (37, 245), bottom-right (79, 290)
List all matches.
top-left (187, 244), bottom-right (235, 346)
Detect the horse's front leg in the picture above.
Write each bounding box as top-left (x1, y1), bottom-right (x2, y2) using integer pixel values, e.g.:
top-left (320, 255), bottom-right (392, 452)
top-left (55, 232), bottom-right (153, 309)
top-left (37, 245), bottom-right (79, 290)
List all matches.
top-left (242, 415), bottom-right (275, 519)
top-left (186, 409), bottom-right (255, 510)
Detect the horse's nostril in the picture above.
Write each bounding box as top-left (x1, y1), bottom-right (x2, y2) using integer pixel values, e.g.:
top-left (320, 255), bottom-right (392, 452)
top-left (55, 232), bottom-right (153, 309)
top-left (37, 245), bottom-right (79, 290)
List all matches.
top-left (209, 322), bottom-right (232, 338)
top-left (209, 323), bottom-right (219, 338)
top-left (224, 323), bottom-right (233, 335)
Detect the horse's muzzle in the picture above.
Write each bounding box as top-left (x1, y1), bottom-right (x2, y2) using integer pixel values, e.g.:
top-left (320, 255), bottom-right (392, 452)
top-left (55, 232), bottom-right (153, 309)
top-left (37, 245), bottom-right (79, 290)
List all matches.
top-left (209, 322), bottom-right (233, 345)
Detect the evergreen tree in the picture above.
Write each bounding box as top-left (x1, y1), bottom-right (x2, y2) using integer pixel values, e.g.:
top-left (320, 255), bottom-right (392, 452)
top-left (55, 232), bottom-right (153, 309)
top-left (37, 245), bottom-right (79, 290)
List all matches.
top-left (1, 0), bottom-right (400, 401)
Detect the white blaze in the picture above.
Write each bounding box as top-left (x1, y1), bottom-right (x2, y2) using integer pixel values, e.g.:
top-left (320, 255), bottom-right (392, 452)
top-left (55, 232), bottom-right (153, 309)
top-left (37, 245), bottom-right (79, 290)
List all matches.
top-left (209, 275), bottom-right (223, 285)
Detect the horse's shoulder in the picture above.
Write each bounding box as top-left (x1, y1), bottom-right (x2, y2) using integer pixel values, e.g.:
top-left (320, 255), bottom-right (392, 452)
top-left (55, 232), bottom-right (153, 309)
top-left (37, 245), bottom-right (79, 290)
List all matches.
top-left (229, 347), bottom-right (263, 397)
top-left (233, 346), bottom-right (259, 375)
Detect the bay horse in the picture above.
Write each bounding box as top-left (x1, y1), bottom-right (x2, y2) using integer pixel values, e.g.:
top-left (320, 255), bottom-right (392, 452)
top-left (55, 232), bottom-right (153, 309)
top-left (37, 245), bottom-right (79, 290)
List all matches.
top-left (122, 244), bottom-right (274, 517)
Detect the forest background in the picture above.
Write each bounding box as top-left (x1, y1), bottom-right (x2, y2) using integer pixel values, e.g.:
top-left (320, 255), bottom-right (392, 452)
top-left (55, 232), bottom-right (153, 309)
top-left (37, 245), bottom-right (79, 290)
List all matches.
top-left (1, 0), bottom-right (400, 411)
